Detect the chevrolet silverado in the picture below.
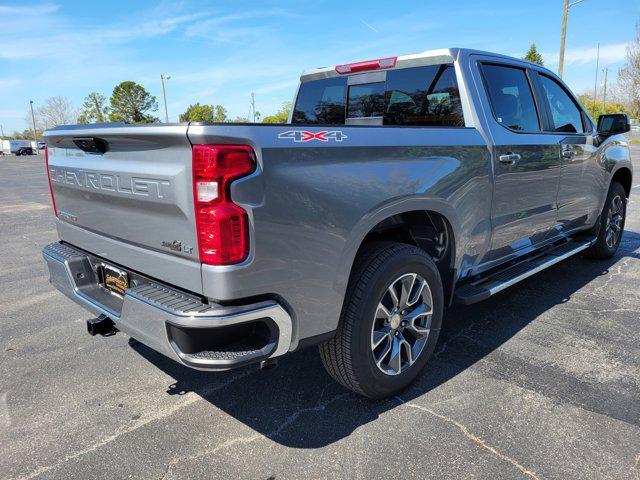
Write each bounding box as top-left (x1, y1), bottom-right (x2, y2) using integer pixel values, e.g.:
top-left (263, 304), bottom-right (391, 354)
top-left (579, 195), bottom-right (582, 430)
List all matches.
top-left (42, 48), bottom-right (632, 398)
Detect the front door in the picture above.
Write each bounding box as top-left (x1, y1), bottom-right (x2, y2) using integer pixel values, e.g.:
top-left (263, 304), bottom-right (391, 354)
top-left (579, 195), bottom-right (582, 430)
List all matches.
top-left (535, 72), bottom-right (602, 232)
top-left (480, 62), bottom-right (561, 263)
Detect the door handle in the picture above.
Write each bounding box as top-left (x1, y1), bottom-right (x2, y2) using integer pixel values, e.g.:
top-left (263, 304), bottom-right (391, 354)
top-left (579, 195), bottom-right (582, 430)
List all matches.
top-left (561, 147), bottom-right (577, 159)
top-left (498, 152), bottom-right (521, 165)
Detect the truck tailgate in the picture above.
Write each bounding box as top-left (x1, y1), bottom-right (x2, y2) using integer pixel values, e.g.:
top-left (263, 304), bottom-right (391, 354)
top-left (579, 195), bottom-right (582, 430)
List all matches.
top-left (44, 124), bottom-right (203, 294)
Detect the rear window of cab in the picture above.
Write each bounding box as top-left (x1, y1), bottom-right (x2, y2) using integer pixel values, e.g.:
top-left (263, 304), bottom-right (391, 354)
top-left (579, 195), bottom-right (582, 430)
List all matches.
top-left (292, 64), bottom-right (464, 127)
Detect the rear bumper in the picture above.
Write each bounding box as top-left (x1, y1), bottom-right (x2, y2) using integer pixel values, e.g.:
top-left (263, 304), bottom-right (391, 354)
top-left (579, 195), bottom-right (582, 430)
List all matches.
top-left (42, 241), bottom-right (292, 370)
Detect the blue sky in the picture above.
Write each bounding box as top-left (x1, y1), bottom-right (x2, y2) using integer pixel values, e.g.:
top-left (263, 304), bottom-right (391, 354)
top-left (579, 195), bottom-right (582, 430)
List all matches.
top-left (0, 0), bottom-right (638, 133)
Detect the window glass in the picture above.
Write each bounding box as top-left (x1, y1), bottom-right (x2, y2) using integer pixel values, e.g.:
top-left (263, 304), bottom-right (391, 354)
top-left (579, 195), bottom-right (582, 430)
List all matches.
top-left (292, 63), bottom-right (466, 126)
top-left (539, 74), bottom-right (584, 133)
top-left (347, 82), bottom-right (385, 118)
top-left (384, 65), bottom-right (464, 126)
top-left (482, 64), bottom-right (540, 132)
top-left (292, 77), bottom-right (346, 124)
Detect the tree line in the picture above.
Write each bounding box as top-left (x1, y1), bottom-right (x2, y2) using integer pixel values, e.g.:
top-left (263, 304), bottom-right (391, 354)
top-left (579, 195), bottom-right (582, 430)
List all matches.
top-left (6, 81), bottom-right (292, 139)
top-left (178, 101), bottom-right (291, 124)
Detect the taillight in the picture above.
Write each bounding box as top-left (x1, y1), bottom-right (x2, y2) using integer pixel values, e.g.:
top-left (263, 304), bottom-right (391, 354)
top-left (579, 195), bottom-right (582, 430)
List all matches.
top-left (192, 145), bottom-right (256, 265)
top-left (45, 146), bottom-right (58, 217)
top-left (335, 56), bottom-right (397, 74)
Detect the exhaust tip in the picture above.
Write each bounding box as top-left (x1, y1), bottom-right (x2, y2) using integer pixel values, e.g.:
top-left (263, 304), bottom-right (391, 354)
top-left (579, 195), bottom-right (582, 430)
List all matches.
top-left (87, 315), bottom-right (118, 337)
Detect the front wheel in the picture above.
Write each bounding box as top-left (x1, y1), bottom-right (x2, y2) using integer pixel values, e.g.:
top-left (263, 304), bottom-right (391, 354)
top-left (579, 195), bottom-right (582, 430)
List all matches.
top-left (319, 242), bottom-right (443, 399)
top-left (587, 181), bottom-right (627, 259)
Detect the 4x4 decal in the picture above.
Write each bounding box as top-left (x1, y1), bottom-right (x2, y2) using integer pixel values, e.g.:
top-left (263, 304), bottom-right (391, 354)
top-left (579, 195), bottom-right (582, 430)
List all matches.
top-left (278, 130), bottom-right (347, 142)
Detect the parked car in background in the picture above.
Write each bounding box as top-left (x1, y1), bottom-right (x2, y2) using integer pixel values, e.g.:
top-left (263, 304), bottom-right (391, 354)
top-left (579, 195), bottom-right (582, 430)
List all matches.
top-left (42, 48), bottom-right (632, 398)
top-left (38, 141), bottom-right (47, 150)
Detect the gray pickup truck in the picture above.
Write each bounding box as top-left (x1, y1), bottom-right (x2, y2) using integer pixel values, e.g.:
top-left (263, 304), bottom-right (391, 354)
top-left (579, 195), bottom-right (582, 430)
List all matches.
top-left (42, 48), bottom-right (632, 398)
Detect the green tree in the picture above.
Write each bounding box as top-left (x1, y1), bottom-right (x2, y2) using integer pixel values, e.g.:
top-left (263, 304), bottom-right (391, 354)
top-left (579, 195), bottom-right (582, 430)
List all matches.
top-left (10, 129), bottom-right (37, 140)
top-left (262, 101), bottom-right (292, 123)
top-left (108, 81), bottom-right (159, 123)
top-left (578, 93), bottom-right (630, 121)
top-left (523, 43), bottom-right (544, 66)
top-left (78, 92), bottom-right (109, 124)
top-left (179, 103), bottom-right (228, 122)
top-left (212, 105), bottom-right (228, 122)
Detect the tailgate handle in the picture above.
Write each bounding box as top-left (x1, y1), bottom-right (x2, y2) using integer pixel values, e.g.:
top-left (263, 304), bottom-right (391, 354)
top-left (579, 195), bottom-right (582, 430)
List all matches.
top-left (73, 137), bottom-right (109, 154)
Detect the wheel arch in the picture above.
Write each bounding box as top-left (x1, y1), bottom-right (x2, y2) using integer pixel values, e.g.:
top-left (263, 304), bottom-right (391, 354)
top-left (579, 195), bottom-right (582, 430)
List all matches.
top-left (611, 166), bottom-right (632, 198)
top-left (336, 200), bottom-right (460, 308)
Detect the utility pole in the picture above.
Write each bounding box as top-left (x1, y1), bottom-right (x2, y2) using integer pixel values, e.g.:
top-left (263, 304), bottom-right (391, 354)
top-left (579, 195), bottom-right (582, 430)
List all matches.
top-left (250, 92), bottom-right (256, 122)
top-left (0, 124), bottom-right (5, 138)
top-left (160, 74), bottom-right (171, 123)
top-left (601, 67), bottom-right (608, 111)
top-left (593, 42), bottom-right (600, 102)
top-left (558, 0), bottom-right (586, 78)
top-left (29, 100), bottom-right (39, 154)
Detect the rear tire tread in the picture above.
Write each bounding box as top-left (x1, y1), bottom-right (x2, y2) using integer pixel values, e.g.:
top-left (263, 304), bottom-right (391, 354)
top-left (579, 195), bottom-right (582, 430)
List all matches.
top-left (319, 242), bottom-right (433, 397)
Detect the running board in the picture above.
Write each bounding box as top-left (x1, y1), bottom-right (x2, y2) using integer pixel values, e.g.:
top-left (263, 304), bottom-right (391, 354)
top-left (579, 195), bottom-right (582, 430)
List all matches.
top-left (454, 239), bottom-right (594, 305)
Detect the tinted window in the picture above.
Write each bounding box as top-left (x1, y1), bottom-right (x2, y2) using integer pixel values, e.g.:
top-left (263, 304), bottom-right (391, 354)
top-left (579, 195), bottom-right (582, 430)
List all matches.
top-left (482, 64), bottom-right (540, 132)
top-left (539, 74), bottom-right (584, 133)
top-left (293, 63), bottom-right (466, 126)
top-left (347, 82), bottom-right (385, 118)
top-left (384, 65), bottom-right (464, 126)
top-left (292, 77), bottom-right (346, 124)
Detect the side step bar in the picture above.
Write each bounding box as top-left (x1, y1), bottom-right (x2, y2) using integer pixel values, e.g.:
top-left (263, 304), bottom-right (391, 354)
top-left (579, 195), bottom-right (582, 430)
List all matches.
top-left (454, 239), bottom-right (594, 305)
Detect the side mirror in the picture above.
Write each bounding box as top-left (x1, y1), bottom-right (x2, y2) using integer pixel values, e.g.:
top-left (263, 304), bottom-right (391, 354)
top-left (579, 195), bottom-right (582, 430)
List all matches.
top-left (597, 113), bottom-right (631, 136)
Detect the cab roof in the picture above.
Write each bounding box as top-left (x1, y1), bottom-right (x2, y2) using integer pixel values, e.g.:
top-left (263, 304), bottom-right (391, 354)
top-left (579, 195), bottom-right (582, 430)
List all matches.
top-left (300, 48), bottom-right (555, 82)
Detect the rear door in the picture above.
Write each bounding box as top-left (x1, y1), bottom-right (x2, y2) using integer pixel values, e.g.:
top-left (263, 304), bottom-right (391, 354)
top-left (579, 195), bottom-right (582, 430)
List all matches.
top-left (478, 61), bottom-right (561, 262)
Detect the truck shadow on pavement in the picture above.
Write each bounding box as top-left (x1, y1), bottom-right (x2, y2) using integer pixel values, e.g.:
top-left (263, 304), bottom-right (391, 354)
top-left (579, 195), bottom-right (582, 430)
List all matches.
top-left (130, 230), bottom-right (640, 448)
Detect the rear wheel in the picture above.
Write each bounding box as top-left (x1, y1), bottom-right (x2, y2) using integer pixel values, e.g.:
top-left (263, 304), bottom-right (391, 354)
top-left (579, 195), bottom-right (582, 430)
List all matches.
top-left (319, 242), bottom-right (443, 399)
top-left (587, 181), bottom-right (626, 259)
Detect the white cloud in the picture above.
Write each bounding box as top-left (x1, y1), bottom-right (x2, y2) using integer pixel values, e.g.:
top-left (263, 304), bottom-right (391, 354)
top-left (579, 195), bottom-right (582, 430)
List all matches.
top-left (253, 79), bottom-right (299, 95)
top-left (0, 12), bottom-right (204, 60)
top-left (184, 8), bottom-right (291, 38)
top-left (544, 43), bottom-right (629, 66)
top-left (0, 77), bottom-right (21, 89)
top-left (0, 3), bottom-right (58, 15)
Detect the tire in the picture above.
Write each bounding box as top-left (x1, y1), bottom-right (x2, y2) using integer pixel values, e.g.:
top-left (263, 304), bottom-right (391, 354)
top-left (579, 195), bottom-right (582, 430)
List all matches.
top-left (587, 181), bottom-right (627, 259)
top-left (319, 242), bottom-right (444, 399)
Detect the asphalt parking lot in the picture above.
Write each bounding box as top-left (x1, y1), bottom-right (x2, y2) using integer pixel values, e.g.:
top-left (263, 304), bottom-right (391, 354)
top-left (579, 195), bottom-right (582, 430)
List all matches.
top-left (1, 141), bottom-right (639, 480)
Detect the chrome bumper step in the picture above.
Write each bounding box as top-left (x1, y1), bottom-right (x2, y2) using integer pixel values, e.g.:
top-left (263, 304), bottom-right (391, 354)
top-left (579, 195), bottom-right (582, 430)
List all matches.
top-left (42, 241), bottom-right (292, 370)
top-left (454, 239), bottom-right (595, 305)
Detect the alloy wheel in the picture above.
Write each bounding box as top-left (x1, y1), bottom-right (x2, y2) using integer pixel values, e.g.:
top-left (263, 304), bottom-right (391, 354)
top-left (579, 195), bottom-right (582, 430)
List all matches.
top-left (371, 273), bottom-right (433, 376)
top-left (605, 194), bottom-right (624, 249)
